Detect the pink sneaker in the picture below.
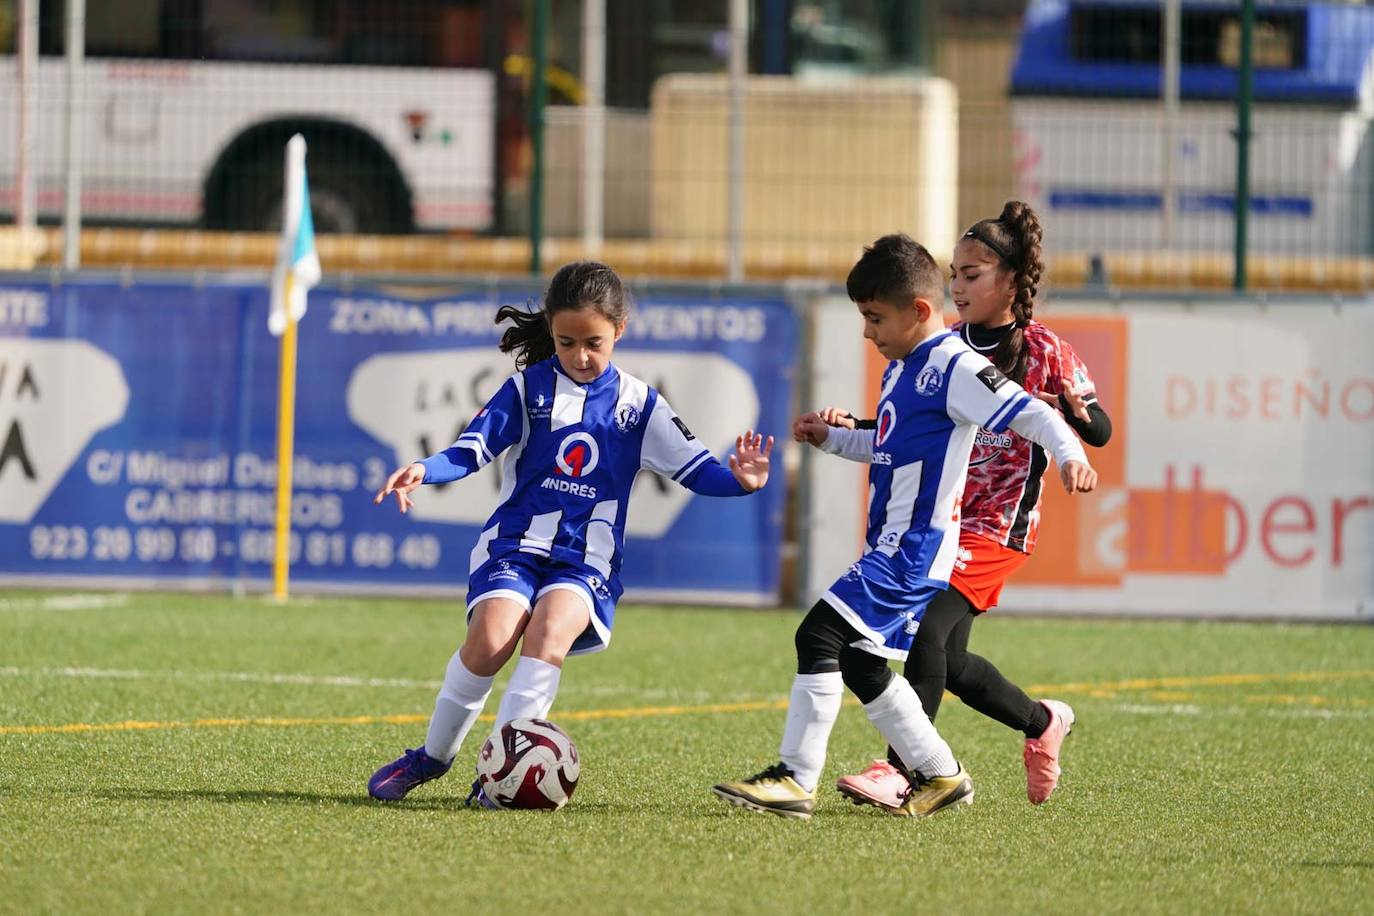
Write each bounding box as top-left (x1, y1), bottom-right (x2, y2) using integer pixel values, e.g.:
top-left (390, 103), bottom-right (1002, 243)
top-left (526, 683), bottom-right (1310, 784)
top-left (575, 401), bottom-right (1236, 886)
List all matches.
top-left (836, 759), bottom-right (910, 812)
top-left (1023, 699), bottom-right (1075, 805)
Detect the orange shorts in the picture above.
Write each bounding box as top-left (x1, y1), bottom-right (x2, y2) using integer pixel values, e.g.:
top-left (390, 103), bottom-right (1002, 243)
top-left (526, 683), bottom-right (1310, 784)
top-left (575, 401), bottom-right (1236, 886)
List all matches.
top-left (949, 530), bottom-right (1030, 612)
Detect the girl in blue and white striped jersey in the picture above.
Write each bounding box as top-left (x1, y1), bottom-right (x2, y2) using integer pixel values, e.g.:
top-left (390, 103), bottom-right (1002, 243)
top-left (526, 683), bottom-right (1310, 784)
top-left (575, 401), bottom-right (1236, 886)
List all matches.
top-left (367, 261), bottom-right (774, 802)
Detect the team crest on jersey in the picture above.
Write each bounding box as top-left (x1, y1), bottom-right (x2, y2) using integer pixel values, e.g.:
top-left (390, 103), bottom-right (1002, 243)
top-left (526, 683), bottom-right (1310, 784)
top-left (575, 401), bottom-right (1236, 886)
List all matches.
top-left (878, 531), bottom-right (901, 549)
top-left (555, 432), bottom-right (600, 477)
top-left (615, 403), bottom-right (641, 432)
top-left (875, 402), bottom-right (898, 446)
top-left (914, 365), bottom-right (943, 396)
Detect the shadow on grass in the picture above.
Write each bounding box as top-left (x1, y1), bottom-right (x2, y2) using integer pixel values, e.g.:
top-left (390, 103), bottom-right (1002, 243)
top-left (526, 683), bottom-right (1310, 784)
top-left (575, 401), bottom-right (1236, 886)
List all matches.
top-left (91, 788), bottom-right (669, 815)
top-left (92, 787), bottom-right (464, 811)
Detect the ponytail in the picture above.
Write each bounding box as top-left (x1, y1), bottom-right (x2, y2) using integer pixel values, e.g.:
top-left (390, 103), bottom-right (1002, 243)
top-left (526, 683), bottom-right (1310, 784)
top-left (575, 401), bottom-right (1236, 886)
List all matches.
top-left (495, 261), bottom-right (629, 369)
top-left (496, 303), bottom-right (554, 368)
top-left (962, 200), bottom-right (1045, 384)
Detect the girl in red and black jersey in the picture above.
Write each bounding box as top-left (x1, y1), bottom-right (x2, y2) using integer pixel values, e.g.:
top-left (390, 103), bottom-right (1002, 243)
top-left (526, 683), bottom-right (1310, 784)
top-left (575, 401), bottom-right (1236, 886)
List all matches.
top-left (825, 201), bottom-right (1112, 810)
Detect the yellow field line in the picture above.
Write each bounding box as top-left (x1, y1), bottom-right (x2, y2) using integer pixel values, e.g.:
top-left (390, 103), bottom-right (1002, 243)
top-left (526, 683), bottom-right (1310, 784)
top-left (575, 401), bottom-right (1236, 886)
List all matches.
top-left (1024, 669), bottom-right (1374, 695)
top-left (1, 670), bottom-right (1369, 737)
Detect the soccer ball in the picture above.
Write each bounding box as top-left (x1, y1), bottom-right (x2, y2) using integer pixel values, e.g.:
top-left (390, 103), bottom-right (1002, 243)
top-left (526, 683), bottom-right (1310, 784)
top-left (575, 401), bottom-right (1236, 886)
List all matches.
top-left (476, 717), bottom-right (581, 810)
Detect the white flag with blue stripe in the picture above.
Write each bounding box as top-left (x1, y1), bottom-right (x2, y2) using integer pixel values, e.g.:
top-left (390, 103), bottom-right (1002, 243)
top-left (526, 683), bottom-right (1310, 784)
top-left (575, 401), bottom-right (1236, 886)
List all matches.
top-left (268, 134), bottom-right (321, 336)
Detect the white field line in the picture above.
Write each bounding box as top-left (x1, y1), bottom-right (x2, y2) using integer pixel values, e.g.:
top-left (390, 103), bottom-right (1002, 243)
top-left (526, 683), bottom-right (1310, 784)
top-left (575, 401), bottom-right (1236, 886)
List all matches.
top-left (0, 593), bottom-right (131, 613)
top-left (0, 666), bottom-right (442, 690)
top-left (1112, 702), bottom-right (1373, 720)
top-left (0, 665), bottom-right (728, 702)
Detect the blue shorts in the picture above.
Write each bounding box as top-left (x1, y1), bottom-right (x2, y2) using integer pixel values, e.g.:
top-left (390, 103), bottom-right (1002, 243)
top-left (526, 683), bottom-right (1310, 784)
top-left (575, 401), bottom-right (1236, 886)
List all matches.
top-left (467, 552), bottom-right (620, 656)
top-left (822, 552), bottom-right (947, 660)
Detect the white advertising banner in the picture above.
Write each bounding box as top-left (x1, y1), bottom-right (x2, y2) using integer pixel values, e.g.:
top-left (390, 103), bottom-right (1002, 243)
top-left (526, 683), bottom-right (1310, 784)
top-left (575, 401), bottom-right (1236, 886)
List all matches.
top-left (804, 296), bottom-right (1374, 620)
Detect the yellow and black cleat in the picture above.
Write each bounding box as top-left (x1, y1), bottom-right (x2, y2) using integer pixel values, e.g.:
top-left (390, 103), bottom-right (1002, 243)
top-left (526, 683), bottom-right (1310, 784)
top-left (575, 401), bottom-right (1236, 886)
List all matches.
top-left (897, 764), bottom-right (975, 818)
top-left (713, 763), bottom-right (816, 820)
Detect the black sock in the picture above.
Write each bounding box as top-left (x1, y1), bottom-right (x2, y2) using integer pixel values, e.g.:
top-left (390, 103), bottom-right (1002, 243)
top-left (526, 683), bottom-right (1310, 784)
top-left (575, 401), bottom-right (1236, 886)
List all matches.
top-left (1024, 700), bottom-right (1051, 739)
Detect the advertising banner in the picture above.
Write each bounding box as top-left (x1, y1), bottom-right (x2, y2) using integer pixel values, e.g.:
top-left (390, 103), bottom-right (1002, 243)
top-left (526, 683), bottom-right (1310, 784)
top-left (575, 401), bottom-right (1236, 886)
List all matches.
top-left (804, 296), bottom-right (1373, 620)
top-left (0, 280), bottom-right (796, 603)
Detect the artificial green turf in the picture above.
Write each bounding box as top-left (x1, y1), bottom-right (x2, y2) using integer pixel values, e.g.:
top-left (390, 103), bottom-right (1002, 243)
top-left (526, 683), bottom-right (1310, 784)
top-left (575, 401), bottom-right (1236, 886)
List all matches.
top-left (1, 591), bottom-right (1371, 914)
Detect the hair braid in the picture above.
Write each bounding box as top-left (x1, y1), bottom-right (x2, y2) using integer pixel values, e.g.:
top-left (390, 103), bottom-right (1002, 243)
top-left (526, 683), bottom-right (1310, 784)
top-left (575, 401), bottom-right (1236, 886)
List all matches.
top-left (962, 201), bottom-right (1045, 383)
top-left (998, 200), bottom-right (1043, 328)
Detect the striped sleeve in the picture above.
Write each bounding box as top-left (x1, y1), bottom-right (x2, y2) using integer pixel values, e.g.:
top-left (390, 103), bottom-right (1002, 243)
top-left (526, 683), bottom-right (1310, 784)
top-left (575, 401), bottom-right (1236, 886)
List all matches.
top-left (640, 394), bottom-right (712, 481)
top-left (946, 352), bottom-right (1032, 433)
top-left (419, 375), bottom-right (525, 485)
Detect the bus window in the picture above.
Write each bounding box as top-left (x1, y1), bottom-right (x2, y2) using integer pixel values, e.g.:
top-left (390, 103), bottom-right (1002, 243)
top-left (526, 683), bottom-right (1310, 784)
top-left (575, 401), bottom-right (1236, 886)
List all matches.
top-left (790, 0), bottom-right (928, 77)
top-left (1069, 3), bottom-right (1305, 70)
top-left (38, 0), bottom-right (486, 68)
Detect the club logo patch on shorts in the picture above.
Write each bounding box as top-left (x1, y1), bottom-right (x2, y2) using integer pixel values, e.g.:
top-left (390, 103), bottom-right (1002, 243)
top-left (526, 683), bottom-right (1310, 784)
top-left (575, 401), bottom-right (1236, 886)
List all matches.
top-left (488, 559), bottom-right (521, 582)
top-left (586, 574), bottom-right (612, 601)
top-left (904, 612), bottom-right (920, 635)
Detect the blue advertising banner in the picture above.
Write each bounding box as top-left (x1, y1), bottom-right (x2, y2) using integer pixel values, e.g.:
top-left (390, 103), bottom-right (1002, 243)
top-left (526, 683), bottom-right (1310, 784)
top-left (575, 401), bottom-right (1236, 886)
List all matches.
top-left (0, 279), bottom-right (796, 603)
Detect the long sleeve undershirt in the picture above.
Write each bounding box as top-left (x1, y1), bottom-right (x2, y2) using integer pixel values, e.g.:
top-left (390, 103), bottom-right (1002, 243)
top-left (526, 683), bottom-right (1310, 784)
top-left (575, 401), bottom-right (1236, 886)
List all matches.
top-left (818, 426), bottom-right (875, 463)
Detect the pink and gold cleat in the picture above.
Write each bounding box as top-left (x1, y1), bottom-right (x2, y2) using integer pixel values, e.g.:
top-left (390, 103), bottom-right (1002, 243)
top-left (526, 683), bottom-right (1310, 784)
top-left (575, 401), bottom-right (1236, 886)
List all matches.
top-left (1023, 699), bottom-right (1075, 805)
top-left (835, 759), bottom-right (910, 812)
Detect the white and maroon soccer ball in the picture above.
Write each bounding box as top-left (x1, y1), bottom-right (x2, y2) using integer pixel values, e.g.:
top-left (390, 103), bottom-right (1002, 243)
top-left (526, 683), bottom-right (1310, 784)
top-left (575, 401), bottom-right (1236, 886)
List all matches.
top-left (476, 717), bottom-right (581, 810)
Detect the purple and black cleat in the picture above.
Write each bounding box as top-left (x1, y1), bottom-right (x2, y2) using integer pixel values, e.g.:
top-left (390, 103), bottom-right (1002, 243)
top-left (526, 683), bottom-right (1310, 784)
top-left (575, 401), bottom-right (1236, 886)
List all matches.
top-left (465, 779), bottom-right (499, 810)
top-left (367, 747), bottom-right (452, 801)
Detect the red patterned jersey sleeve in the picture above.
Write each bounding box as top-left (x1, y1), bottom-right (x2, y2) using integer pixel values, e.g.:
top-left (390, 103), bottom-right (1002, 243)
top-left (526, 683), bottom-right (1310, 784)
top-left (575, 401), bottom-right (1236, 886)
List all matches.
top-left (958, 322), bottom-right (1094, 554)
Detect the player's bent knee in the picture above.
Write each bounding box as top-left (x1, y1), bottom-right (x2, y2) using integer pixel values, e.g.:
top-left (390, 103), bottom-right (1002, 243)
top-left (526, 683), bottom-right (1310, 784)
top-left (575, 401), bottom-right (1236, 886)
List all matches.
top-left (523, 588), bottom-right (592, 666)
top-left (461, 597), bottom-right (529, 675)
top-left (838, 645), bottom-right (893, 704)
top-left (794, 600), bottom-right (847, 674)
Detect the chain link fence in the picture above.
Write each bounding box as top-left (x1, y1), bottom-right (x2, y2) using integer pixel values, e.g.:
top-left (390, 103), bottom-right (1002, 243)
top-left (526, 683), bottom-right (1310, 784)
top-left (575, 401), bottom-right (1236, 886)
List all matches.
top-left (3, 0), bottom-right (1373, 289)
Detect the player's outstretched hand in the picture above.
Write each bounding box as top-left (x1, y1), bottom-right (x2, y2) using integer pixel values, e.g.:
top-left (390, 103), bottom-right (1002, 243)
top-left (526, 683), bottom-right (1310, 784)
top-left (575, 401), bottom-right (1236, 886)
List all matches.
top-left (728, 430), bottom-right (774, 492)
top-left (374, 462), bottom-right (426, 513)
top-left (1059, 459), bottom-right (1097, 494)
top-left (791, 412), bottom-right (831, 446)
top-left (817, 407), bottom-right (857, 429)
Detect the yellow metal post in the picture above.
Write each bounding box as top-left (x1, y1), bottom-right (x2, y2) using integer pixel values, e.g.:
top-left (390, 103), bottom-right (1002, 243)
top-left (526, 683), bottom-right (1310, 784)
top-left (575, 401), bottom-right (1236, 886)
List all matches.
top-left (272, 272), bottom-right (298, 602)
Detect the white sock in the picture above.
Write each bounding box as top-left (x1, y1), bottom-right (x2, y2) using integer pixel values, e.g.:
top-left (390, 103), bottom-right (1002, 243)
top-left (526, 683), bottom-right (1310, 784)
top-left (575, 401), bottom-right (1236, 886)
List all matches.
top-left (424, 652), bottom-right (495, 764)
top-left (864, 677), bottom-right (958, 779)
top-left (777, 671), bottom-right (844, 792)
top-left (491, 656), bottom-right (562, 734)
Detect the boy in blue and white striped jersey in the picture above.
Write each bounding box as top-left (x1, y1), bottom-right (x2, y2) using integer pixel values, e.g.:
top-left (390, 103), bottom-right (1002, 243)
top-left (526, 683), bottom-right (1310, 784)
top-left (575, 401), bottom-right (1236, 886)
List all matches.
top-left (713, 234), bottom-right (1094, 820)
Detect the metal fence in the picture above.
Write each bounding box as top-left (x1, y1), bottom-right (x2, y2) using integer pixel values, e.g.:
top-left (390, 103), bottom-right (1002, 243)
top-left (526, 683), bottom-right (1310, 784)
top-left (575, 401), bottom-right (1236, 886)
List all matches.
top-left (4, 0), bottom-right (1374, 291)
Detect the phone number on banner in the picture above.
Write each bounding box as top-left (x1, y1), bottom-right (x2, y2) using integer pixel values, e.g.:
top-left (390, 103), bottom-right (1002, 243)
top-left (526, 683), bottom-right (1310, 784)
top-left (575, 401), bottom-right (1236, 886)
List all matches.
top-left (28, 525), bottom-right (442, 570)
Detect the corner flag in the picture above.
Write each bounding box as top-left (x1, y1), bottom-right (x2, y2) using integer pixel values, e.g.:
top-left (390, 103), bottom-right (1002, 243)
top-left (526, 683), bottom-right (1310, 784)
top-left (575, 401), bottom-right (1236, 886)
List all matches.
top-left (269, 134), bottom-right (320, 602)
top-left (269, 134), bottom-right (321, 336)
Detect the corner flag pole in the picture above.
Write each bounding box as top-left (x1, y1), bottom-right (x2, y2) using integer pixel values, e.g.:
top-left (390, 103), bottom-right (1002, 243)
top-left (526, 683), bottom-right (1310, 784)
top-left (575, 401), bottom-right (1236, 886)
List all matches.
top-left (268, 134), bottom-right (321, 602)
top-left (272, 273), bottom-right (298, 603)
